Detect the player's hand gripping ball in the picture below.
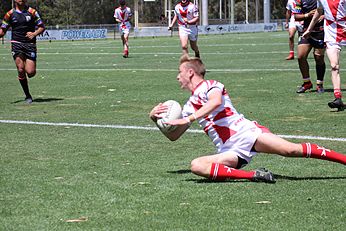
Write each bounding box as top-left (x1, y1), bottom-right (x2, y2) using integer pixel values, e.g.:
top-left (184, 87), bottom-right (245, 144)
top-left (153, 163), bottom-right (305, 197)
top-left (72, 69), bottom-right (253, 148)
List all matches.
top-left (156, 100), bottom-right (182, 133)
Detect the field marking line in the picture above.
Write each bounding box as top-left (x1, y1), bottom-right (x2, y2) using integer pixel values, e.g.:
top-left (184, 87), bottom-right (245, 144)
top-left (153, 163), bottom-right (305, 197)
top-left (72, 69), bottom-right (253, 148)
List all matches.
top-left (0, 68), bottom-right (301, 72)
top-left (0, 51), bottom-right (289, 56)
top-left (0, 119), bottom-right (345, 142)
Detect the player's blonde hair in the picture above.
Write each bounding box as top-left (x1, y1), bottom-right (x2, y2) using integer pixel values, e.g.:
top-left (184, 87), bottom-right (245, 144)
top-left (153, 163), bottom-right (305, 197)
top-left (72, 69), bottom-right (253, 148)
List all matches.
top-left (179, 55), bottom-right (206, 77)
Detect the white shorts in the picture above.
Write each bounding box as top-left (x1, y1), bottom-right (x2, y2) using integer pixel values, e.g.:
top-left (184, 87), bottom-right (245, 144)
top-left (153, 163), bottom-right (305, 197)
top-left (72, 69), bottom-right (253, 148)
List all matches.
top-left (119, 22), bottom-right (131, 35)
top-left (326, 41), bottom-right (344, 50)
top-left (289, 22), bottom-right (303, 32)
top-left (217, 119), bottom-right (270, 165)
top-left (178, 25), bottom-right (198, 41)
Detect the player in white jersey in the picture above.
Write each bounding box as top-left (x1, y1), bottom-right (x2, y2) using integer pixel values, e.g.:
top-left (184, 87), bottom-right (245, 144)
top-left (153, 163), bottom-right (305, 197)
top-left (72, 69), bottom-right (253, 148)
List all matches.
top-left (114, 0), bottom-right (132, 58)
top-left (168, 0), bottom-right (200, 57)
top-left (303, 0), bottom-right (346, 111)
top-left (149, 55), bottom-right (346, 183)
top-left (285, 0), bottom-right (303, 60)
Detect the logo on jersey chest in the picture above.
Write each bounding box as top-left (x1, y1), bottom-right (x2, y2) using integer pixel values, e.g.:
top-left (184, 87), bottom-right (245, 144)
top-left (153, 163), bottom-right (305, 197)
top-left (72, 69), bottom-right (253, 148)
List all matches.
top-left (26, 16), bottom-right (31, 22)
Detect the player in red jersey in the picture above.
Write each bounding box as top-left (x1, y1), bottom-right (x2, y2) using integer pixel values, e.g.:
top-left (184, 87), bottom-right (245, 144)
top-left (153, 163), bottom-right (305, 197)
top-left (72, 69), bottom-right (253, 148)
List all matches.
top-left (285, 0), bottom-right (303, 60)
top-left (0, 0), bottom-right (45, 104)
top-left (114, 0), bottom-right (132, 58)
top-left (303, 0), bottom-right (346, 111)
top-left (168, 0), bottom-right (200, 57)
top-left (149, 55), bottom-right (346, 183)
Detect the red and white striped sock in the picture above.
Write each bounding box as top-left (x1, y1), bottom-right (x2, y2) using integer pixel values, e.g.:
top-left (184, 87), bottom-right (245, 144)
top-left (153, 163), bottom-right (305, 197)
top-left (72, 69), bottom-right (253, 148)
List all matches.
top-left (209, 163), bottom-right (255, 181)
top-left (301, 143), bottom-right (346, 165)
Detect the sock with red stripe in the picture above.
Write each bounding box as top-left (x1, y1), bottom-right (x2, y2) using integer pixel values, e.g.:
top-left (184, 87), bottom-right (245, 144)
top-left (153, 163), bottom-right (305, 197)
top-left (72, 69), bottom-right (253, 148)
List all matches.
top-left (334, 89), bottom-right (342, 99)
top-left (301, 143), bottom-right (346, 165)
top-left (209, 163), bottom-right (255, 181)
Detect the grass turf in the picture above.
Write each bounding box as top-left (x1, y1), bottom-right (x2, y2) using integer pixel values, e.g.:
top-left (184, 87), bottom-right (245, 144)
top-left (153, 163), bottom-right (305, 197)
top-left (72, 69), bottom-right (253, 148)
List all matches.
top-left (0, 31), bottom-right (345, 230)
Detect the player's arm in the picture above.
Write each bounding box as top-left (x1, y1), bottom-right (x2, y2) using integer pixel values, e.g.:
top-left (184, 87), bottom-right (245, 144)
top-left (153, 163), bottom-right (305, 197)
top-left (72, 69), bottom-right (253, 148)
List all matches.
top-left (165, 89), bottom-right (222, 127)
top-left (0, 28), bottom-right (6, 38)
top-left (295, 9), bottom-right (316, 21)
top-left (26, 26), bottom-right (45, 40)
top-left (0, 11), bottom-right (11, 38)
top-left (149, 103), bottom-right (189, 141)
top-left (169, 14), bottom-right (177, 30)
top-left (285, 10), bottom-right (291, 28)
top-left (115, 18), bottom-right (123, 23)
top-left (127, 9), bottom-right (133, 20)
top-left (187, 15), bottom-right (199, 25)
top-left (302, 7), bottom-right (323, 38)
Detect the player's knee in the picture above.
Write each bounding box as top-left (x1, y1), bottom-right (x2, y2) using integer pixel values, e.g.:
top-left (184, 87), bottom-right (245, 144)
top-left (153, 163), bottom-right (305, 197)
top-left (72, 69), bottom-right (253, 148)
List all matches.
top-left (331, 64), bottom-right (339, 71)
top-left (190, 159), bottom-right (204, 175)
top-left (27, 70), bottom-right (36, 78)
top-left (297, 55), bottom-right (306, 62)
top-left (314, 55), bottom-right (324, 64)
top-left (182, 44), bottom-right (188, 50)
top-left (17, 66), bottom-right (25, 74)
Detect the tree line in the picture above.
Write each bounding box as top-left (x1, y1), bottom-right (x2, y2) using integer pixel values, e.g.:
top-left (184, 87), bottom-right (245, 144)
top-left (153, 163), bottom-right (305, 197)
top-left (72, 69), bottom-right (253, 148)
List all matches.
top-left (0, 0), bottom-right (286, 26)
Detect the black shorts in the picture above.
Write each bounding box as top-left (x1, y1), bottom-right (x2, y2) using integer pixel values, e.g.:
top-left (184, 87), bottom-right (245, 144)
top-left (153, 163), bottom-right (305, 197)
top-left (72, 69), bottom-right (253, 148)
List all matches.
top-left (298, 31), bottom-right (325, 49)
top-left (11, 42), bottom-right (37, 61)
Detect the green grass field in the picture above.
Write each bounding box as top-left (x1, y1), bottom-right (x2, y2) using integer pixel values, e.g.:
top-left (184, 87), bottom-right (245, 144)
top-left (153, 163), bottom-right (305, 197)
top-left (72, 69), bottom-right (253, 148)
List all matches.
top-left (0, 31), bottom-right (345, 230)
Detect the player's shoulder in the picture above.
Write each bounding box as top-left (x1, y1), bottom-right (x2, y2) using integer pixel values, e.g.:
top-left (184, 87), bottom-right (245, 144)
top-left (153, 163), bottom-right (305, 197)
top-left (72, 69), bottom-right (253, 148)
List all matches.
top-left (28, 7), bottom-right (37, 15)
top-left (4, 9), bottom-right (14, 19)
top-left (195, 80), bottom-right (223, 93)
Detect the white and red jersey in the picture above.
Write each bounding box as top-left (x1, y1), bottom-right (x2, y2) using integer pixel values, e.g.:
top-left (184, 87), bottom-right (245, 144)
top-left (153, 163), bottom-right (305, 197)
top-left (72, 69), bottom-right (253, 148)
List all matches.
top-left (182, 80), bottom-right (245, 149)
top-left (182, 80), bottom-right (270, 162)
top-left (287, 0), bottom-right (303, 29)
top-left (114, 6), bottom-right (132, 32)
top-left (287, 0), bottom-right (297, 23)
top-left (174, 2), bottom-right (199, 27)
top-left (318, 0), bottom-right (346, 44)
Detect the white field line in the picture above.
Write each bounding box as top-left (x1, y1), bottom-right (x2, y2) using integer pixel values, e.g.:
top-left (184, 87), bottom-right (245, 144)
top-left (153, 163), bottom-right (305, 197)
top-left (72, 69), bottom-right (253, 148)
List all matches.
top-left (0, 119), bottom-right (345, 142)
top-left (0, 51), bottom-right (287, 55)
top-left (0, 68), bottom-right (300, 72)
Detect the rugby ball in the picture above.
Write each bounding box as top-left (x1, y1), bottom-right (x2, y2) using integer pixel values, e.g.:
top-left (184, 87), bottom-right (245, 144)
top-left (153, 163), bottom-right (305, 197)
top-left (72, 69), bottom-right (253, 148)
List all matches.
top-left (156, 100), bottom-right (182, 133)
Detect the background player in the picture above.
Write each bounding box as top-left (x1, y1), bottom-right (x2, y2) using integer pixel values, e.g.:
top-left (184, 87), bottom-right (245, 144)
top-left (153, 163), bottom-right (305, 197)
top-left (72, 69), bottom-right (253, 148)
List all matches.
top-left (114, 0), bottom-right (132, 58)
top-left (0, 0), bottom-right (45, 104)
top-left (285, 0), bottom-right (303, 60)
top-left (168, 0), bottom-right (200, 58)
top-left (293, 0), bottom-right (326, 94)
top-left (149, 55), bottom-right (346, 183)
top-left (302, 0), bottom-right (345, 111)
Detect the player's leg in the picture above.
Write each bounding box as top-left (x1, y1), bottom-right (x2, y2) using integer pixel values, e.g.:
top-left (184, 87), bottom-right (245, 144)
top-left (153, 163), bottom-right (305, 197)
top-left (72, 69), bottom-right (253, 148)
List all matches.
top-left (313, 47), bottom-right (326, 93)
top-left (189, 27), bottom-right (200, 58)
top-left (326, 45), bottom-right (344, 110)
top-left (286, 26), bottom-right (296, 60)
top-left (190, 40), bottom-right (199, 58)
top-left (178, 29), bottom-right (189, 55)
top-left (123, 32), bottom-right (129, 57)
top-left (297, 42), bottom-right (313, 93)
top-left (15, 55), bottom-right (32, 103)
top-left (254, 133), bottom-right (346, 165)
top-left (25, 58), bottom-right (37, 78)
top-left (190, 152), bottom-right (274, 183)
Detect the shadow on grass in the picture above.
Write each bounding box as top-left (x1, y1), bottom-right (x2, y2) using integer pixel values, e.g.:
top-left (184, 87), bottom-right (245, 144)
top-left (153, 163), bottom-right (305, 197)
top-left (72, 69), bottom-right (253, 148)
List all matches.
top-left (185, 178), bottom-right (249, 184)
top-left (310, 88), bottom-right (346, 93)
top-left (273, 174), bottom-right (346, 181)
top-left (168, 169), bottom-right (346, 183)
top-left (11, 97), bottom-right (64, 104)
top-left (167, 169), bottom-right (191, 174)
